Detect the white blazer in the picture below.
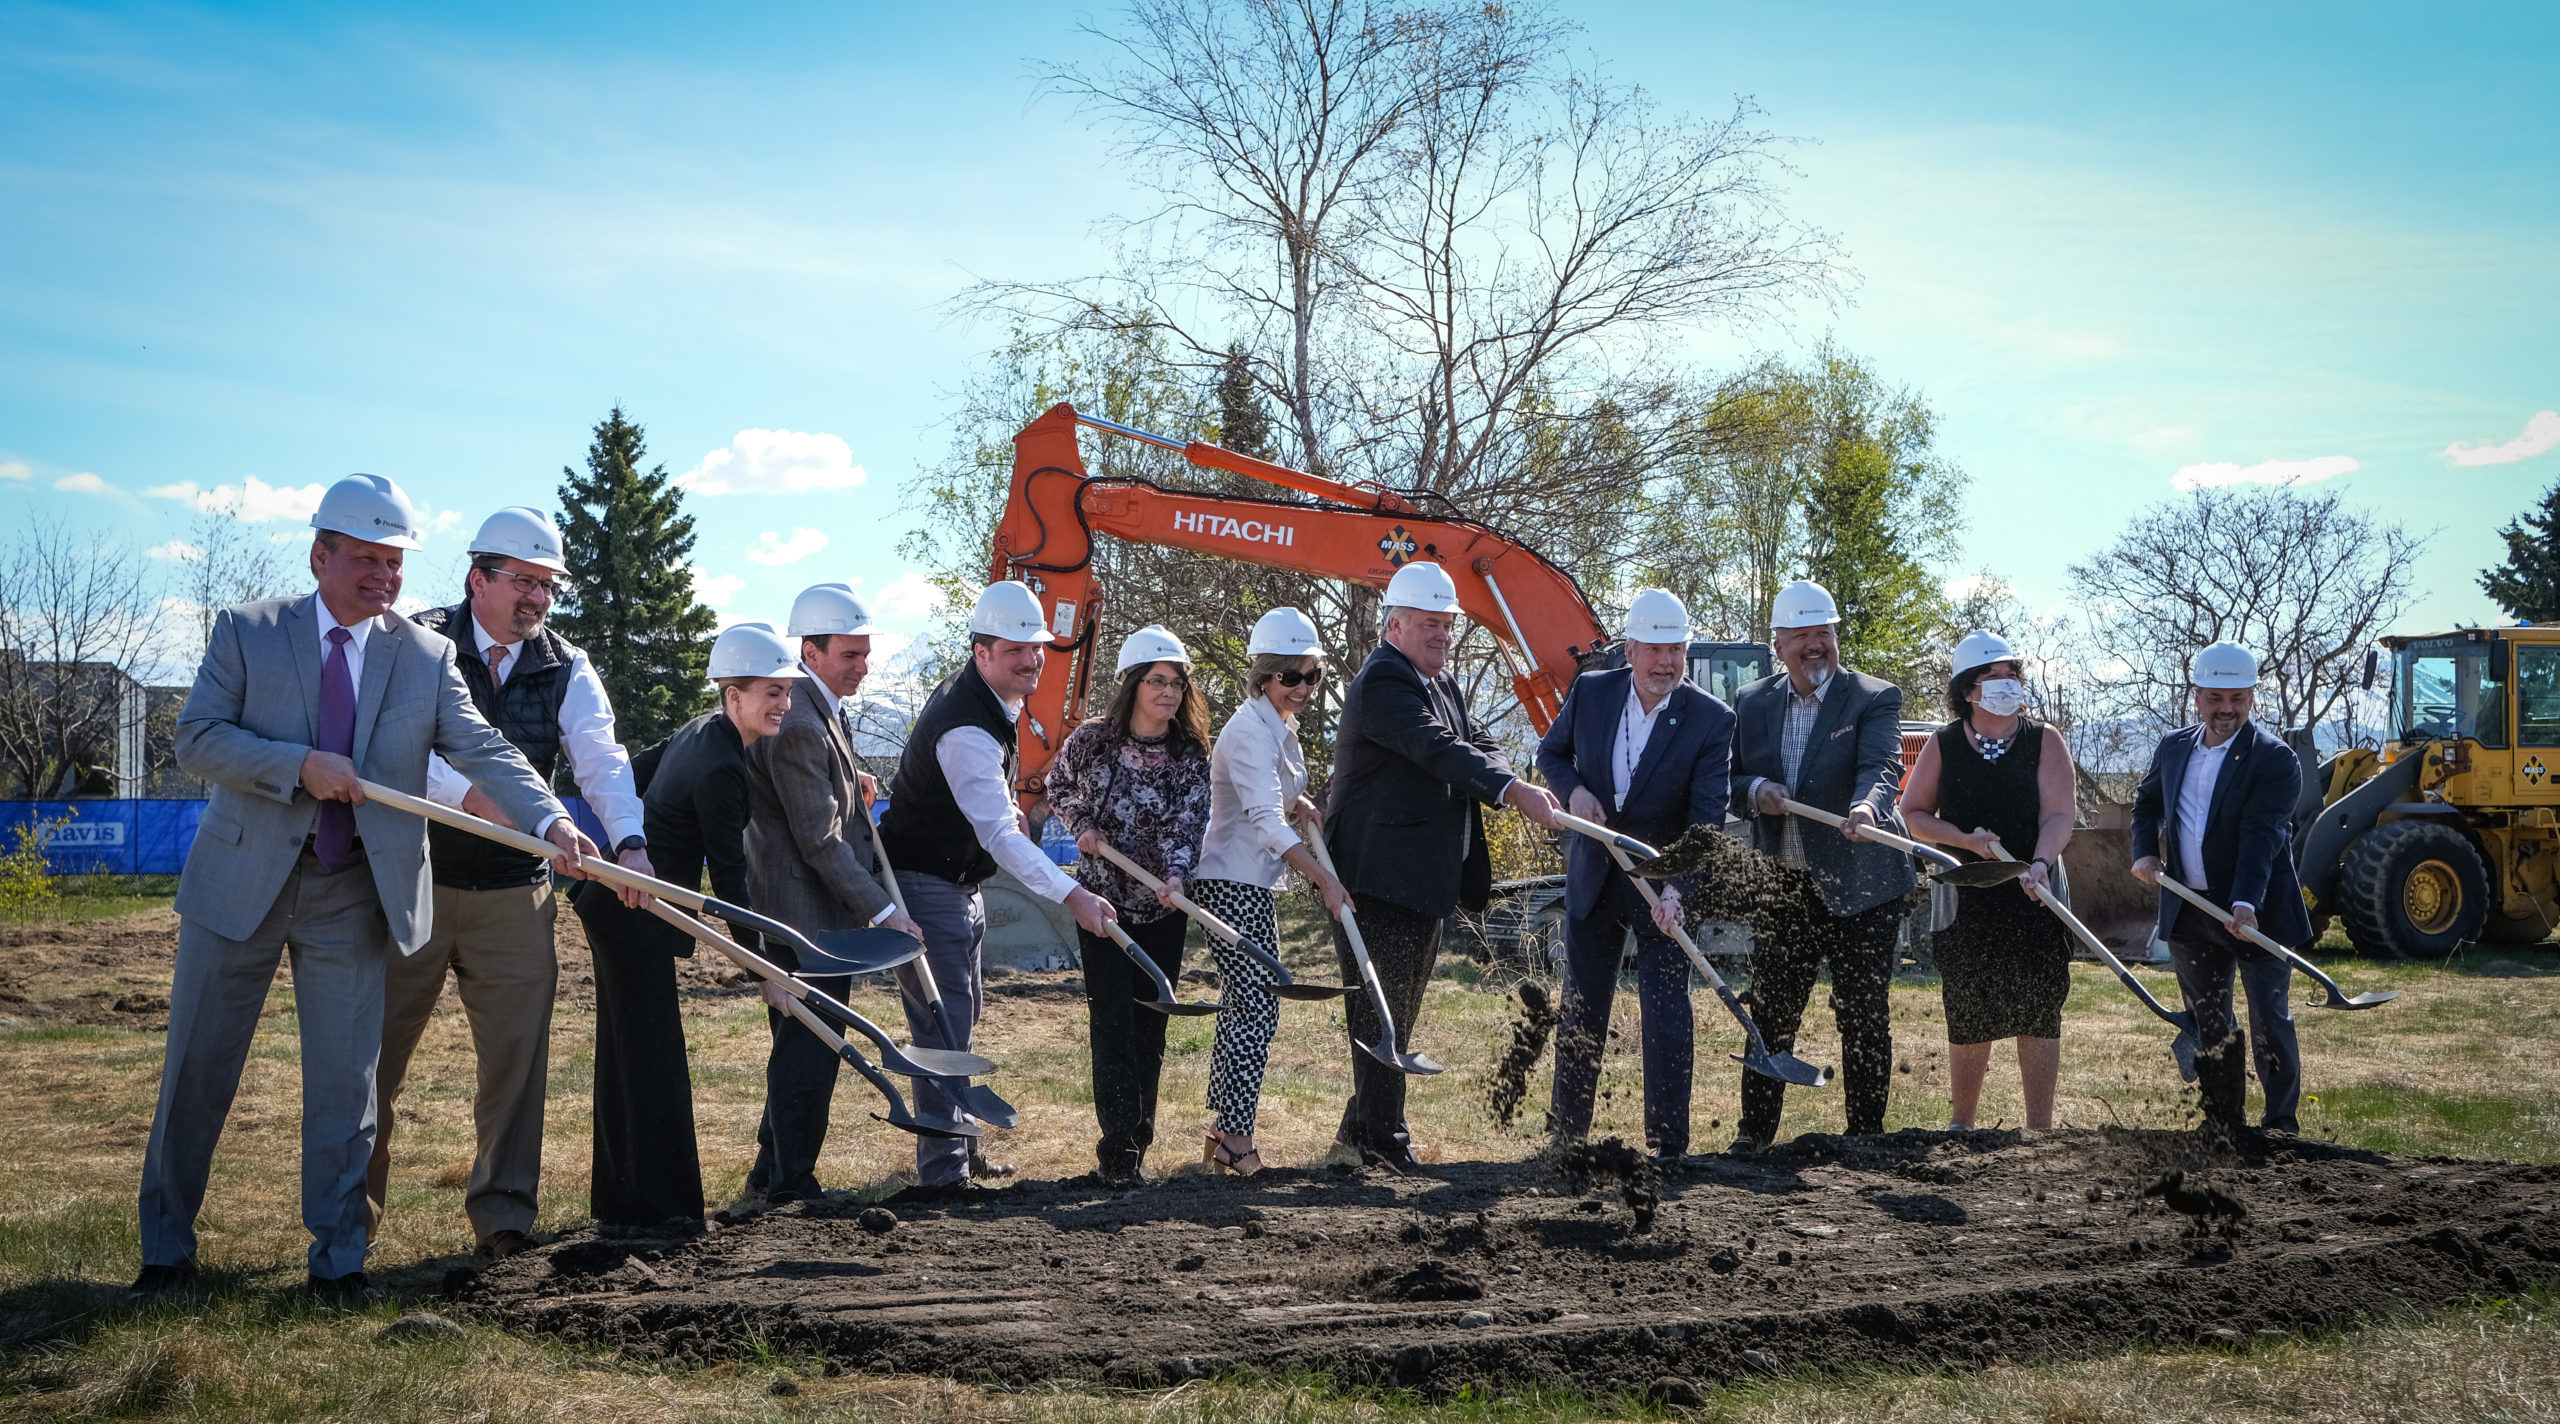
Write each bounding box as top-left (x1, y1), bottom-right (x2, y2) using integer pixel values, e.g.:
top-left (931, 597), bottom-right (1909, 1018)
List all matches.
top-left (1194, 694), bottom-right (1310, 890)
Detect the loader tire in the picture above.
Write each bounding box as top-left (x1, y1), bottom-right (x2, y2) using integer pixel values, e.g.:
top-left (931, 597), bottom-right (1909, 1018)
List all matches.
top-left (2336, 820), bottom-right (2488, 959)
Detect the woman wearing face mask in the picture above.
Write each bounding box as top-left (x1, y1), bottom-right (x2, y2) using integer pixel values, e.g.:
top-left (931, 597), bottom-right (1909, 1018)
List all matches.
top-left (1188, 608), bottom-right (1349, 1176)
top-left (1045, 625), bottom-right (1217, 1186)
top-left (1900, 631), bottom-right (2078, 1131)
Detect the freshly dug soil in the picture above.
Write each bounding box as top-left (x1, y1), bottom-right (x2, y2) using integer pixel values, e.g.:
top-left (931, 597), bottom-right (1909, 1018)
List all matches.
top-left (464, 1129), bottom-right (2560, 1396)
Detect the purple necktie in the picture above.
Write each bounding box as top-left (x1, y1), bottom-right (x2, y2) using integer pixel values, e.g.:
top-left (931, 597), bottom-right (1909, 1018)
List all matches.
top-left (315, 625), bottom-right (357, 873)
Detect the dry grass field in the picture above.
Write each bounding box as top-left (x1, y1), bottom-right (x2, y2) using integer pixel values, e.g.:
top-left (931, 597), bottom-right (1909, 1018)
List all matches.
top-left (2, 891), bottom-right (2556, 1422)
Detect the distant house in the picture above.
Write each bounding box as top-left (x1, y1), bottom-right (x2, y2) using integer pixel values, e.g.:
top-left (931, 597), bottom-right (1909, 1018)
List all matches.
top-left (0, 654), bottom-right (198, 800)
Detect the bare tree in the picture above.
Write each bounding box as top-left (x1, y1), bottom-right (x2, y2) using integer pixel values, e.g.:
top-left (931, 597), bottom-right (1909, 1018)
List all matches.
top-left (2067, 487), bottom-right (2429, 738)
top-left (0, 521), bottom-right (164, 797)
top-left (163, 507), bottom-right (303, 664)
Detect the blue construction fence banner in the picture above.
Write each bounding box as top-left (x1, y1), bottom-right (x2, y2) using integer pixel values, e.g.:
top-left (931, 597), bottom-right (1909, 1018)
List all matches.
top-left (1, 795), bottom-right (1081, 877)
top-left (0, 801), bottom-right (206, 876)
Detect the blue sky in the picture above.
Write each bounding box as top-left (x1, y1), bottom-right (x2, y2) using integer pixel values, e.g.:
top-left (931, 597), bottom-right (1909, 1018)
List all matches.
top-left (4, 1), bottom-right (2554, 679)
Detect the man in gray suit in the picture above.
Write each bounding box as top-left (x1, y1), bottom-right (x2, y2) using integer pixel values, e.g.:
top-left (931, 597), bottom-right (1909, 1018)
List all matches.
top-left (134, 474), bottom-right (597, 1299)
top-left (1725, 579), bottom-right (1917, 1151)
top-left (737, 582), bottom-right (922, 1206)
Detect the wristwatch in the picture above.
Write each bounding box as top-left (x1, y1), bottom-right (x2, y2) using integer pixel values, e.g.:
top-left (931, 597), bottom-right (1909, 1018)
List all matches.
top-left (615, 835), bottom-right (648, 855)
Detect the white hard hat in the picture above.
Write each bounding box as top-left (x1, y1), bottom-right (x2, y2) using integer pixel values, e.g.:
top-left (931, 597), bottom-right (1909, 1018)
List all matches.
top-left (1382, 561), bottom-right (1461, 613)
top-left (1952, 630), bottom-right (2019, 679)
top-left (1114, 624), bottom-right (1192, 676)
top-left (707, 620), bottom-right (802, 681)
top-left (1770, 579), bottom-right (1840, 630)
top-left (2191, 641), bottom-right (2260, 689)
top-left (787, 582), bottom-right (876, 638)
top-left (1248, 606), bottom-right (1323, 657)
top-left (968, 581), bottom-right (1052, 642)
top-left (1624, 588), bottom-right (1693, 645)
top-left (310, 473), bottom-right (426, 551)
top-left (466, 506), bottom-right (567, 572)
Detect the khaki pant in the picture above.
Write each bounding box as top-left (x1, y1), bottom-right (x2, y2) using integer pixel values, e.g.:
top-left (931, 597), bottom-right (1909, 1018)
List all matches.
top-left (367, 880), bottom-right (557, 1245)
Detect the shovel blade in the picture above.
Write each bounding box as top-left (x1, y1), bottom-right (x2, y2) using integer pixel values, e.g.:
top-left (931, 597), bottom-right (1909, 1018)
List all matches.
top-left (883, 1044), bottom-right (997, 1078)
top-left (953, 1082), bottom-right (1021, 1129)
top-left (1734, 1048), bottom-right (1827, 1087)
top-left (790, 926), bottom-right (925, 976)
top-left (1138, 998), bottom-right (1221, 1017)
top-left (2171, 1029), bottom-right (2200, 1083)
top-left (1356, 1037), bottom-right (1444, 1075)
top-left (875, 1110), bottom-right (983, 1140)
top-left (1929, 859), bottom-right (2031, 888)
top-left (2324, 989), bottom-right (2399, 1009)
top-left (1271, 981), bottom-right (1352, 1001)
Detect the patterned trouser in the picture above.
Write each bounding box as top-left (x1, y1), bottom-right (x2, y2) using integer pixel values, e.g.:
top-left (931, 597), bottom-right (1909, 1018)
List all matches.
top-left (1187, 877), bottom-right (1283, 1136)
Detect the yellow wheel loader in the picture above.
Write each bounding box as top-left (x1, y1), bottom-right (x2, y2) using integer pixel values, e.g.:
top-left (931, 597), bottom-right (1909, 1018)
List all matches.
top-left (2295, 626), bottom-right (2560, 955)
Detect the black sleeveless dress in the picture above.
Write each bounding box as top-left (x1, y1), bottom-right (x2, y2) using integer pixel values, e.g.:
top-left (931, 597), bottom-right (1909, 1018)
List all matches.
top-left (1931, 718), bottom-right (2071, 1043)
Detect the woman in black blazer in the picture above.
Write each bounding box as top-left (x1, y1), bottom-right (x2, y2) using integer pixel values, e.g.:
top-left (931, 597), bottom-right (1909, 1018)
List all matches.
top-left (575, 624), bottom-right (798, 1231)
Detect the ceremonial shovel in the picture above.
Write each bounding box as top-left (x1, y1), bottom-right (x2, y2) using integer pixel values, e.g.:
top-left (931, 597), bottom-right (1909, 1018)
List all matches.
top-left (2157, 874), bottom-right (2398, 1010)
top-left (1975, 840), bottom-right (2200, 1082)
top-left (1088, 839), bottom-right (1348, 1001)
top-left (852, 807), bottom-right (1023, 1128)
top-left (1550, 811), bottom-right (1827, 1087)
top-left (1778, 798), bottom-right (2029, 888)
top-left (1298, 825), bottom-right (1443, 1075)
top-left (353, 779), bottom-right (995, 1085)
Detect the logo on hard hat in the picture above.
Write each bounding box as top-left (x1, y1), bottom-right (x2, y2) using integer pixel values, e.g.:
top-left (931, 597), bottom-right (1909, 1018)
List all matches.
top-left (1377, 526), bottom-right (1418, 566)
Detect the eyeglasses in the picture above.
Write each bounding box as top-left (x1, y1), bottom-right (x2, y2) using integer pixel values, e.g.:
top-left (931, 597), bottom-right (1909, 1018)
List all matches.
top-left (484, 569), bottom-right (560, 599)
top-left (1139, 675), bottom-right (1189, 693)
top-left (1272, 668), bottom-right (1326, 688)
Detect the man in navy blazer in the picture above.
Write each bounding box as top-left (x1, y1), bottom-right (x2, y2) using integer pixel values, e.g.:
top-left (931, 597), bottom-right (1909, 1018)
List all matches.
top-left (2131, 641), bottom-right (2312, 1133)
top-left (1536, 589), bottom-right (1733, 1161)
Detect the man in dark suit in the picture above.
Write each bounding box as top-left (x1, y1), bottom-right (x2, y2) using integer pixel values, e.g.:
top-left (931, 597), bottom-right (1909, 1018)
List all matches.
top-left (1325, 561), bottom-right (1561, 1167)
top-left (1726, 579), bottom-right (1917, 1150)
top-left (1536, 589), bottom-right (1733, 1161)
top-left (739, 583), bottom-right (924, 1207)
top-left (2130, 640), bottom-right (2311, 1134)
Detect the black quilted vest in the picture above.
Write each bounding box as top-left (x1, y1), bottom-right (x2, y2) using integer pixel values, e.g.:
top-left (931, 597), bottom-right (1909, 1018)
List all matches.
top-left (414, 603), bottom-right (578, 890)
top-left (879, 659), bottom-right (1017, 886)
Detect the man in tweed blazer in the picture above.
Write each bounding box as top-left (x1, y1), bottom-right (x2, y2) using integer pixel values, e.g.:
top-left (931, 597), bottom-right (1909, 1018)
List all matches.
top-left (739, 583), bottom-right (923, 1204)
top-left (135, 475), bottom-right (593, 1300)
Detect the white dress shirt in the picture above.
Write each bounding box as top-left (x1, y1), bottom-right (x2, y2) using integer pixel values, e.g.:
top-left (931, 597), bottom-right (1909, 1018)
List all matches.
top-left (2174, 731), bottom-right (2246, 910)
top-left (1613, 683), bottom-right (1670, 810)
top-left (423, 612), bottom-right (631, 846)
top-left (937, 715), bottom-right (1080, 903)
top-left (313, 596), bottom-right (377, 690)
top-left (1196, 694), bottom-right (1311, 890)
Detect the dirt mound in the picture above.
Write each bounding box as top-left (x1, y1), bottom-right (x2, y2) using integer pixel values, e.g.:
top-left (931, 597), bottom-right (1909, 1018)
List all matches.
top-left (462, 1129), bottom-right (2560, 1396)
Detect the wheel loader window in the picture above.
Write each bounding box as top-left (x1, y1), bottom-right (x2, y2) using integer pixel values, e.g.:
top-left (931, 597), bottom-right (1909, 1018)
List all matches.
top-left (2391, 639), bottom-right (2506, 748)
top-left (2517, 645), bottom-right (2560, 749)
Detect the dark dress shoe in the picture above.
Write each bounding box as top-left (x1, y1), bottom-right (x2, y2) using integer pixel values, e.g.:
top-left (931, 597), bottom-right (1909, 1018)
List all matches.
top-left (967, 1148), bottom-right (1016, 1179)
top-left (1725, 1134), bottom-right (1765, 1156)
top-left (306, 1270), bottom-right (375, 1303)
top-left (1361, 1136), bottom-right (1422, 1170)
top-left (129, 1258), bottom-right (198, 1294)
top-left (479, 1230), bottom-right (531, 1261)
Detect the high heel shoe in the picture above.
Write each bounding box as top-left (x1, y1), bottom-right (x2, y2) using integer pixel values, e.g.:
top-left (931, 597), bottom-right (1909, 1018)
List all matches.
top-left (1204, 1130), bottom-right (1263, 1176)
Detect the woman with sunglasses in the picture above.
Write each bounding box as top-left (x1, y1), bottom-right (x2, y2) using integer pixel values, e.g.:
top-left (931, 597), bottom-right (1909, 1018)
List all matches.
top-left (1186, 608), bottom-right (1349, 1175)
top-left (1044, 625), bottom-right (1216, 1186)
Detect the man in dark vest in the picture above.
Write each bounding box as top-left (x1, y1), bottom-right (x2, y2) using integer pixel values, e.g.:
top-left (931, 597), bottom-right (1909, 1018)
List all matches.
top-left (366, 507), bottom-right (653, 1259)
top-left (879, 581), bottom-right (1116, 1192)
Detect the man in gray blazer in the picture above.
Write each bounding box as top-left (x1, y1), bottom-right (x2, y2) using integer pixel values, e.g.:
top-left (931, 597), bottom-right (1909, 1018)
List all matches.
top-left (739, 583), bottom-right (923, 1206)
top-left (134, 474), bottom-right (595, 1300)
top-left (1725, 579), bottom-right (1917, 1151)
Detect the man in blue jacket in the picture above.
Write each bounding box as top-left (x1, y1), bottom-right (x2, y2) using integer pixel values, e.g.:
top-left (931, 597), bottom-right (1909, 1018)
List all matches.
top-left (2131, 641), bottom-right (2312, 1134)
top-left (1536, 589), bottom-right (1734, 1162)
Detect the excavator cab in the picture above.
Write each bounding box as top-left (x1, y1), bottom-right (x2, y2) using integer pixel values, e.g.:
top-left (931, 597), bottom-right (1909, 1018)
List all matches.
top-left (1688, 641), bottom-right (1773, 704)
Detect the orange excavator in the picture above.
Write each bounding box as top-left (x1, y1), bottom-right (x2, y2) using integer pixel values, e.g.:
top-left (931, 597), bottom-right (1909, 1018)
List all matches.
top-left (990, 401), bottom-right (1773, 799)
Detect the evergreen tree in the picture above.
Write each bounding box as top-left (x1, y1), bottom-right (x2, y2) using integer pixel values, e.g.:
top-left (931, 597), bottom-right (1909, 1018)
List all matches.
top-left (1213, 344), bottom-right (1272, 459)
top-left (552, 407), bottom-right (717, 751)
top-left (2481, 476), bottom-right (2560, 623)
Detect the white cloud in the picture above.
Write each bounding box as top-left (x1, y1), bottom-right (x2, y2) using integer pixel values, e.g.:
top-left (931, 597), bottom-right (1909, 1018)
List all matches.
top-left (2444, 410), bottom-right (2560, 467)
top-left (426, 508), bottom-right (465, 535)
top-left (53, 471), bottom-right (111, 494)
top-left (0, 461), bottom-right (27, 480)
top-left (872, 570), bottom-right (944, 619)
top-left (2170, 455), bottom-right (2358, 492)
top-left (146, 475), bottom-right (330, 522)
top-left (146, 540), bottom-right (204, 562)
top-left (678, 429), bottom-right (866, 495)
top-left (1942, 573), bottom-right (2000, 602)
top-left (686, 565), bottom-right (747, 609)
top-left (746, 527), bottom-right (829, 566)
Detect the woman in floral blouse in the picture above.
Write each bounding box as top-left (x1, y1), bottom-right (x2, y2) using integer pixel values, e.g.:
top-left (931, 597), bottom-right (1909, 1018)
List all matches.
top-left (1044, 625), bottom-right (1215, 1185)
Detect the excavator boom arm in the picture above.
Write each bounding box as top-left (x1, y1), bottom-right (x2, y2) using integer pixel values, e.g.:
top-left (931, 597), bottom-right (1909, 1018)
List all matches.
top-left (991, 402), bottom-right (1610, 797)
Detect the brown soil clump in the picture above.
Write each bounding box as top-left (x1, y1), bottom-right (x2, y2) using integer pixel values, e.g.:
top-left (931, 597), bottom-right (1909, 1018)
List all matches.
top-left (463, 1129), bottom-right (2560, 1396)
top-left (1555, 1135), bottom-right (1660, 1231)
top-left (1484, 982), bottom-right (1557, 1128)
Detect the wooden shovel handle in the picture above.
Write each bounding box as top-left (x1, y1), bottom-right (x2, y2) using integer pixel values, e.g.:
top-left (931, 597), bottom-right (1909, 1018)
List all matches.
top-left (1776, 796), bottom-right (1934, 858)
top-left (1089, 838), bottom-right (1246, 948)
top-left (2156, 872), bottom-right (2292, 956)
top-left (356, 778), bottom-right (706, 910)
